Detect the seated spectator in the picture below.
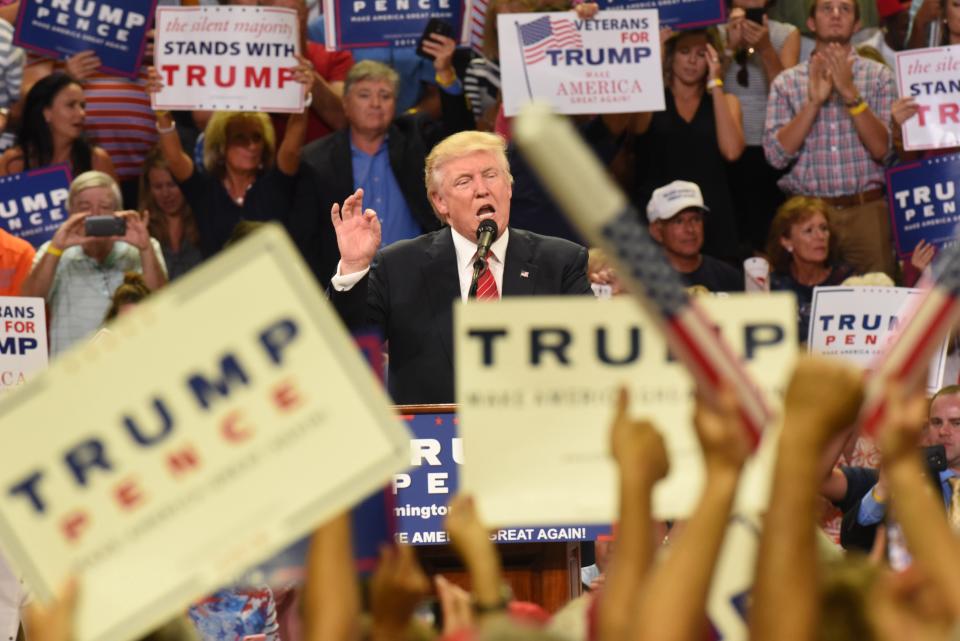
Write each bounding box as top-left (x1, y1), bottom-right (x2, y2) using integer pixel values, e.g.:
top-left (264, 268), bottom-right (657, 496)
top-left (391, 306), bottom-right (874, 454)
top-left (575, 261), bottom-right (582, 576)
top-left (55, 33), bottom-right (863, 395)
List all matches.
top-left (102, 272), bottom-right (151, 322)
top-left (720, 0), bottom-right (799, 253)
top-left (0, 227), bottom-right (34, 295)
top-left (767, 196), bottom-right (857, 341)
top-left (620, 29), bottom-right (745, 261)
top-left (0, 72), bottom-right (116, 178)
top-left (647, 180), bottom-right (743, 293)
top-left (139, 148), bottom-right (202, 280)
top-left (19, 170), bottom-right (166, 357)
top-left (302, 53), bottom-right (474, 249)
top-left (149, 56), bottom-right (312, 258)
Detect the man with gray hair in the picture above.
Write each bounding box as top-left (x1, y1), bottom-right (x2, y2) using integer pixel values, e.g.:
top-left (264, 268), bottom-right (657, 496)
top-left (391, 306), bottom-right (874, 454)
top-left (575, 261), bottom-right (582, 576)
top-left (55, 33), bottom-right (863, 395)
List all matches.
top-left (302, 37), bottom-right (474, 249)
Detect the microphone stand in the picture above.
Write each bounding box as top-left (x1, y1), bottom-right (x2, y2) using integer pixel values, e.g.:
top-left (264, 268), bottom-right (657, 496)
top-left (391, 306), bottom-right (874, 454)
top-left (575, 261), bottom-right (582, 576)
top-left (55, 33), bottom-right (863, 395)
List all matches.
top-left (468, 253), bottom-right (487, 299)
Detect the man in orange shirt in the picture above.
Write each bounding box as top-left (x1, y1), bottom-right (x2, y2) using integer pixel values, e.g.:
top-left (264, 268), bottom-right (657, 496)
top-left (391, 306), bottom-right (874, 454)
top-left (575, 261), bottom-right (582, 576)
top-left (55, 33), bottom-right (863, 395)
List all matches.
top-left (0, 229), bottom-right (35, 295)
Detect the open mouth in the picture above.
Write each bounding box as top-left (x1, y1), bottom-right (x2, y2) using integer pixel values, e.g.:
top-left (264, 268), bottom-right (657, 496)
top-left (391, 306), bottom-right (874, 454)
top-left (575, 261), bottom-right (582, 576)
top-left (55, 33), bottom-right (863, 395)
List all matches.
top-left (476, 204), bottom-right (496, 218)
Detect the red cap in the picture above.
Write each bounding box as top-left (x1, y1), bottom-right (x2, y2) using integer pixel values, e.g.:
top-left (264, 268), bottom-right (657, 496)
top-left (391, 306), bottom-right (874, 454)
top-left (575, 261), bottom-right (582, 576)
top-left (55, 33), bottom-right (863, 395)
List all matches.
top-left (877, 0), bottom-right (909, 19)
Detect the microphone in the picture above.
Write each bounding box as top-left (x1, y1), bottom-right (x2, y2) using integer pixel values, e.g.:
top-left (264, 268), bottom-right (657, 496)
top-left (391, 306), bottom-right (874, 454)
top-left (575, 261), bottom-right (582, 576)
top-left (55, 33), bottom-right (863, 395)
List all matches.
top-left (469, 219), bottom-right (498, 298)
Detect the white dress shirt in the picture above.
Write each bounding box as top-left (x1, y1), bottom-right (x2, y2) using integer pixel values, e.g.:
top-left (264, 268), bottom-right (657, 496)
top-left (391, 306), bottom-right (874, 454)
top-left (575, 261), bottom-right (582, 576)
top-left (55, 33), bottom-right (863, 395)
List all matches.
top-left (331, 227), bottom-right (510, 301)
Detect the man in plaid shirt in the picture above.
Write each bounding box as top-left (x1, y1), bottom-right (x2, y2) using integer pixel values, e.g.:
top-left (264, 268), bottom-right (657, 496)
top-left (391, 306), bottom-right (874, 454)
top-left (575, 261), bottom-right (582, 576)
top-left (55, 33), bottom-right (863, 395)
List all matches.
top-left (764, 0), bottom-right (896, 277)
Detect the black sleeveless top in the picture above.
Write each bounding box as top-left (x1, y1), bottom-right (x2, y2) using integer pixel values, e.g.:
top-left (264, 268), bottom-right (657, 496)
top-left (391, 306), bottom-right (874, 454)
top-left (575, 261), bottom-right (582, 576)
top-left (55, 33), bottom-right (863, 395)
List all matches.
top-left (634, 89), bottom-right (739, 260)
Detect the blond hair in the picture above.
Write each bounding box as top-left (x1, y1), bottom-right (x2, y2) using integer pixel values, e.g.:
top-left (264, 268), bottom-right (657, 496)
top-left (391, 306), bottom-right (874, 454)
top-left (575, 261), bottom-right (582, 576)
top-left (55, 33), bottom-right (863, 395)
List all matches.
top-left (424, 131), bottom-right (513, 199)
top-left (202, 112), bottom-right (276, 176)
top-left (68, 170), bottom-right (121, 213)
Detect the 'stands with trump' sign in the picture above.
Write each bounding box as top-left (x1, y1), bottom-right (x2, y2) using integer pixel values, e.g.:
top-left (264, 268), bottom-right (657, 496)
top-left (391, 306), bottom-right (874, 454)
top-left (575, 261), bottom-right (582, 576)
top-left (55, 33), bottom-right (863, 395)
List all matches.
top-left (896, 45), bottom-right (960, 150)
top-left (455, 294), bottom-right (796, 526)
top-left (152, 6), bottom-right (304, 113)
top-left (0, 225), bottom-right (410, 641)
top-left (886, 154), bottom-right (960, 259)
top-left (13, 0), bottom-right (155, 78)
top-left (0, 165), bottom-right (71, 248)
top-left (498, 10), bottom-right (665, 116)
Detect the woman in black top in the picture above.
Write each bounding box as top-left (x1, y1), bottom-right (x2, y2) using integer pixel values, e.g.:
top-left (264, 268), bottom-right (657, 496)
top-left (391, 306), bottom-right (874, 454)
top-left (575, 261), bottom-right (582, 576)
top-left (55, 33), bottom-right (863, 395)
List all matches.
top-left (629, 30), bottom-right (745, 261)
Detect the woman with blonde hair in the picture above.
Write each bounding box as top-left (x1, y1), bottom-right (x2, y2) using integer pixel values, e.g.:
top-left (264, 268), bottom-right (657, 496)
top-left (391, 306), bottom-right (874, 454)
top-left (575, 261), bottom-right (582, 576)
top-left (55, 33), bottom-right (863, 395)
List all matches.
top-left (147, 58), bottom-right (314, 257)
top-left (138, 148), bottom-right (202, 280)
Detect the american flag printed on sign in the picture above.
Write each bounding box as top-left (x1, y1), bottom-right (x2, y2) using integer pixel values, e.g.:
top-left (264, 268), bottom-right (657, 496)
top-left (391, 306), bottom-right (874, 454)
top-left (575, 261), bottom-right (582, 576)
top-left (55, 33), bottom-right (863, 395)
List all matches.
top-left (519, 16), bottom-right (583, 64)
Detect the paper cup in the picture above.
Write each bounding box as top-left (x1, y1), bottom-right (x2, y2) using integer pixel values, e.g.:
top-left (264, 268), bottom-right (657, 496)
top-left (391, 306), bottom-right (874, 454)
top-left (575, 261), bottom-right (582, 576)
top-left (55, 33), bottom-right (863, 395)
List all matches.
top-left (744, 257), bottom-right (770, 292)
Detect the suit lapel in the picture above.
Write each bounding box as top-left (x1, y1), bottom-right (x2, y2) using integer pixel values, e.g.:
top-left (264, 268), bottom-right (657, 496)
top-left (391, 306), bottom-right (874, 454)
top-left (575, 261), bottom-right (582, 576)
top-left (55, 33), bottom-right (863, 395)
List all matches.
top-left (334, 129), bottom-right (356, 197)
top-left (423, 227), bottom-right (460, 367)
top-left (502, 228), bottom-right (537, 296)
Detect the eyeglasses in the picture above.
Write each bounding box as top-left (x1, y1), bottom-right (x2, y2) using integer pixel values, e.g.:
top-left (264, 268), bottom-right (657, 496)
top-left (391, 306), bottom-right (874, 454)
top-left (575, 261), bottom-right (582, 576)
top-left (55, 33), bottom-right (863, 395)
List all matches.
top-left (228, 132), bottom-right (264, 147)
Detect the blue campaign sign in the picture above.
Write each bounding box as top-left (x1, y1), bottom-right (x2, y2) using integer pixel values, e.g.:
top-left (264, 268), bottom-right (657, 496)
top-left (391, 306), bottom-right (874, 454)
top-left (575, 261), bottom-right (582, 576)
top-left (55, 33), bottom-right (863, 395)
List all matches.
top-left (886, 154), bottom-right (960, 259)
top-left (395, 411), bottom-right (610, 545)
top-left (14, 0), bottom-right (156, 78)
top-left (324, 0), bottom-right (466, 49)
top-left (603, 0), bottom-right (726, 29)
top-left (0, 165), bottom-right (72, 249)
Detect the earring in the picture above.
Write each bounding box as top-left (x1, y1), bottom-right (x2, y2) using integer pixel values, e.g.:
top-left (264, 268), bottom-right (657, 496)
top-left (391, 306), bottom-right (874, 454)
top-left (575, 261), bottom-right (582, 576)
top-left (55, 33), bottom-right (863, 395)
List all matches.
top-left (787, 247), bottom-right (794, 253)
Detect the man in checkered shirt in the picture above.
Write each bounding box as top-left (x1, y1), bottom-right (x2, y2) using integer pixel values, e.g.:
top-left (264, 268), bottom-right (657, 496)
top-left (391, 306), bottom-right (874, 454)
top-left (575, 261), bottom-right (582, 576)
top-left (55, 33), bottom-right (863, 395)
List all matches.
top-left (763, 0), bottom-right (896, 277)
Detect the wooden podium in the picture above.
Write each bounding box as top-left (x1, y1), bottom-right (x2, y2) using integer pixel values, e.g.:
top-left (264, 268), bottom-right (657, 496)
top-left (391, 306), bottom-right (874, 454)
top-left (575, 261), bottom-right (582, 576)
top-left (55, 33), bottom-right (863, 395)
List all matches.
top-left (397, 405), bottom-right (586, 613)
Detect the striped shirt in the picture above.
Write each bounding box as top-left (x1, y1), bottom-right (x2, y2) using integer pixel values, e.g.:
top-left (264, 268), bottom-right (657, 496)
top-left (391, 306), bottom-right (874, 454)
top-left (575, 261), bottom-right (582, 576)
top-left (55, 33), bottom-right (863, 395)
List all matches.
top-left (82, 69), bottom-right (158, 180)
top-left (0, 19), bottom-right (23, 150)
top-left (763, 55), bottom-right (895, 196)
top-left (464, 56), bottom-right (500, 124)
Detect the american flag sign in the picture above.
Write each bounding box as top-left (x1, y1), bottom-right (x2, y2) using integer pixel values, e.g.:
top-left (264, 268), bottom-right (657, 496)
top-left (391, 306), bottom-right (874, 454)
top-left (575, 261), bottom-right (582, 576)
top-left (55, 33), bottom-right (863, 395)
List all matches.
top-left (519, 15), bottom-right (583, 64)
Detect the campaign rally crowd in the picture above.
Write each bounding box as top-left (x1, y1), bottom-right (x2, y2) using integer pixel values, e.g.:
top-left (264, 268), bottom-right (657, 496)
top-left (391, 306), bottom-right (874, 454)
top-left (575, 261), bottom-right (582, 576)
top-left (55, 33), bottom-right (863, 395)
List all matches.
top-left (3, 0), bottom-right (960, 638)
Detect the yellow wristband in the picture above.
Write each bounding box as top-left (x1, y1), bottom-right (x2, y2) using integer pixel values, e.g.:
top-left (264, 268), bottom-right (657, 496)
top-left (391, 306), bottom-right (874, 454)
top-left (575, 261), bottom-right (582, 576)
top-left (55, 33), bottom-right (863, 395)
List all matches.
top-left (871, 485), bottom-right (886, 503)
top-left (435, 71), bottom-right (457, 88)
top-left (46, 245), bottom-right (63, 257)
top-left (706, 78), bottom-right (723, 91)
top-left (848, 100), bottom-right (869, 116)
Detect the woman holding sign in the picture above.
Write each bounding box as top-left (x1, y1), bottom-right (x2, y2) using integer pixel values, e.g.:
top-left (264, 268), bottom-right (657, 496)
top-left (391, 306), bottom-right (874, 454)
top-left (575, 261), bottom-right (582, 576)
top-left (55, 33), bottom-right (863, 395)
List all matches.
top-left (615, 29), bottom-right (745, 262)
top-left (0, 72), bottom-right (116, 179)
top-left (148, 58), bottom-right (314, 258)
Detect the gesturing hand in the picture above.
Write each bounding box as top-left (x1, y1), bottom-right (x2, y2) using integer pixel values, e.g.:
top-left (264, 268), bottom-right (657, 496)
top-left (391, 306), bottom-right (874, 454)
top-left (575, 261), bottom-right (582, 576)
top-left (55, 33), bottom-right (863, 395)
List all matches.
top-left (808, 53), bottom-right (833, 105)
top-left (331, 188), bottom-right (381, 275)
top-left (610, 387), bottom-right (670, 484)
top-left (783, 356), bottom-right (864, 448)
top-left (693, 386), bottom-right (751, 473)
top-left (117, 210), bottom-right (152, 251)
top-left (65, 50), bottom-right (101, 80)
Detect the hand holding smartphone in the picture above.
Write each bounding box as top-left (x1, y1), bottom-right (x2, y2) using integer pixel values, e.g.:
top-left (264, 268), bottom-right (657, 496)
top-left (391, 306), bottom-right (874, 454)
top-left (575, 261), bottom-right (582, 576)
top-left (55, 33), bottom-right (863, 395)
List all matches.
top-left (416, 19), bottom-right (455, 59)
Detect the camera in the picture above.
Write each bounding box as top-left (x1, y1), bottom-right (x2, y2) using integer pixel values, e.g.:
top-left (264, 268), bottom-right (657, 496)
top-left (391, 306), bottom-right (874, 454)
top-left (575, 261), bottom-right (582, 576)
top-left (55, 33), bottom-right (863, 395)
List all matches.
top-left (84, 215), bottom-right (126, 237)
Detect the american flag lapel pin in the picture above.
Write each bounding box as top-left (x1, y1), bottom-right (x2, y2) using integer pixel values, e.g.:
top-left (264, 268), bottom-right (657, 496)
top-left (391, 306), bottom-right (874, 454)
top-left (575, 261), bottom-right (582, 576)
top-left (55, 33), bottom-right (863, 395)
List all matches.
top-left (520, 270), bottom-right (530, 278)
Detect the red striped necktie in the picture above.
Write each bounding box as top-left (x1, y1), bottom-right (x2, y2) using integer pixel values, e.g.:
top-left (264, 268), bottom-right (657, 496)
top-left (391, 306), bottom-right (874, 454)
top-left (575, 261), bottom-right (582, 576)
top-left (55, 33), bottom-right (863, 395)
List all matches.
top-left (475, 263), bottom-right (500, 300)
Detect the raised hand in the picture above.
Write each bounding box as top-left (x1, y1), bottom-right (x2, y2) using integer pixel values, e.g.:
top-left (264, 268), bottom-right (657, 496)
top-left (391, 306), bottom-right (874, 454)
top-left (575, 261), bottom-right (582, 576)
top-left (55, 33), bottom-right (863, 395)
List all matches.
top-left (65, 50), bottom-right (101, 80)
top-left (741, 15), bottom-right (773, 52)
top-left (705, 42), bottom-right (723, 83)
top-left (808, 53), bottom-right (833, 105)
top-left (292, 54), bottom-right (317, 102)
top-left (50, 212), bottom-right (92, 251)
top-left (23, 578), bottom-right (78, 641)
top-left (726, 8), bottom-right (745, 50)
top-left (783, 356), bottom-right (864, 448)
top-left (575, 1), bottom-right (600, 19)
top-left (824, 43), bottom-right (858, 103)
top-left (369, 544), bottom-right (431, 640)
top-left (693, 387), bottom-right (751, 473)
top-left (422, 33), bottom-right (457, 80)
top-left (331, 188), bottom-right (381, 274)
top-left (117, 210), bottom-right (152, 251)
top-left (610, 387), bottom-right (669, 483)
top-left (876, 381), bottom-right (928, 466)
top-left (911, 239), bottom-right (937, 272)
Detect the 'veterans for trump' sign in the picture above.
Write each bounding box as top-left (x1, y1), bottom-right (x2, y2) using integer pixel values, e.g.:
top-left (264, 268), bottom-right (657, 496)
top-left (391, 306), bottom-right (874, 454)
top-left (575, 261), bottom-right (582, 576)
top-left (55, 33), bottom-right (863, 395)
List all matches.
top-left (498, 10), bottom-right (665, 116)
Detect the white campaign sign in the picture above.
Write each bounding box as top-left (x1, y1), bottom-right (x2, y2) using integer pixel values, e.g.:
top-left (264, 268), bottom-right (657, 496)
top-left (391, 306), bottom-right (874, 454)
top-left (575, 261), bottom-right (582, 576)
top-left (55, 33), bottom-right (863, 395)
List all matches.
top-left (808, 286), bottom-right (947, 394)
top-left (153, 6), bottom-right (304, 113)
top-left (0, 297), bottom-right (47, 397)
top-left (896, 45), bottom-right (960, 150)
top-left (497, 10), bottom-right (665, 116)
top-left (0, 225), bottom-right (410, 641)
top-left (455, 294), bottom-right (797, 525)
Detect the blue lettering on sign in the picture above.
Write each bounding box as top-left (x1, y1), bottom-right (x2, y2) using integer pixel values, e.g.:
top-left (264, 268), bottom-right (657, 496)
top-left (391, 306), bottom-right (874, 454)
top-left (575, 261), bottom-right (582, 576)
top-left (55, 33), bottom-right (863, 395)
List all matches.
top-left (0, 166), bottom-right (71, 248)
top-left (4, 317), bottom-right (300, 516)
top-left (886, 153), bottom-right (960, 258)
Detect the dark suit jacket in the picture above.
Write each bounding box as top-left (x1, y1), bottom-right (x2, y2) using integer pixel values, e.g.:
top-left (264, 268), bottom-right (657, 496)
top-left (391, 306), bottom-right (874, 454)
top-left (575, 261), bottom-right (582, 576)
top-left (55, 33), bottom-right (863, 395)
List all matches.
top-left (301, 88), bottom-right (476, 241)
top-left (331, 227), bottom-right (592, 405)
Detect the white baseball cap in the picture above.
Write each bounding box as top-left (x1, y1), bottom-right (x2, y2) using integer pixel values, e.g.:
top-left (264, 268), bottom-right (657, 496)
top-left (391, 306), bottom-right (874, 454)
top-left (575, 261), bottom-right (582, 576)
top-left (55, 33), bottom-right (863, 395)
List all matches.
top-left (646, 180), bottom-right (710, 223)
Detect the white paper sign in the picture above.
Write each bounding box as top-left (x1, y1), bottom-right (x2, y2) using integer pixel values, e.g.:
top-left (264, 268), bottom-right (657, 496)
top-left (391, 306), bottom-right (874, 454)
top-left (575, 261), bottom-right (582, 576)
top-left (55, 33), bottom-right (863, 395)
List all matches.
top-left (455, 294), bottom-right (796, 525)
top-left (896, 45), bottom-right (960, 150)
top-left (497, 10), bottom-right (665, 116)
top-left (808, 286), bottom-right (948, 394)
top-left (153, 6), bottom-right (304, 113)
top-left (0, 225), bottom-right (410, 641)
top-left (0, 297), bottom-right (47, 397)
